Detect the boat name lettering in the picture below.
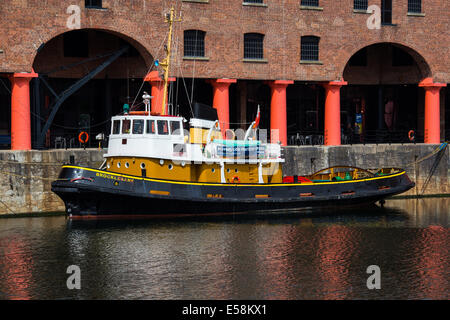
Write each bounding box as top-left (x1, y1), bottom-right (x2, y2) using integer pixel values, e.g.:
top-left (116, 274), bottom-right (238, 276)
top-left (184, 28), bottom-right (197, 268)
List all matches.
top-left (96, 172), bottom-right (134, 182)
top-left (216, 145), bottom-right (266, 157)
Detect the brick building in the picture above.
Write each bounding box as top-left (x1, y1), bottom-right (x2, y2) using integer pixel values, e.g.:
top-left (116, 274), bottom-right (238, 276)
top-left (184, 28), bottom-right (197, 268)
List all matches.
top-left (0, 0), bottom-right (448, 149)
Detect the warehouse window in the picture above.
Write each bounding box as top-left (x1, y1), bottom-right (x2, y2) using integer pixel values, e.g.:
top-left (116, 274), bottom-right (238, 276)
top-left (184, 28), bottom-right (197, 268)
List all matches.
top-left (244, 0), bottom-right (263, 3)
top-left (85, 0), bottom-right (102, 8)
top-left (301, 36), bottom-right (320, 61)
top-left (354, 0), bottom-right (368, 11)
top-left (381, 0), bottom-right (392, 24)
top-left (301, 0), bottom-right (319, 7)
top-left (408, 0), bottom-right (422, 13)
top-left (244, 33), bottom-right (264, 60)
top-left (184, 30), bottom-right (206, 57)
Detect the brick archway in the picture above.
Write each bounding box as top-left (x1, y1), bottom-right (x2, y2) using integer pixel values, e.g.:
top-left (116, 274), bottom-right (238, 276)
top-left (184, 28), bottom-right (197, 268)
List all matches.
top-left (32, 28), bottom-right (154, 78)
top-left (342, 42), bottom-right (431, 85)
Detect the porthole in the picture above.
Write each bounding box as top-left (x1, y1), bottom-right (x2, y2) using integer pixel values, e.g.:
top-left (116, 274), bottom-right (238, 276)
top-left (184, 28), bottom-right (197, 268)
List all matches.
top-left (125, 162), bottom-right (130, 168)
top-left (235, 169), bottom-right (238, 173)
top-left (107, 163), bottom-right (111, 169)
top-left (226, 168), bottom-right (230, 173)
top-left (159, 159), bottom-right (164, 166)
top-left (140, 163), bottom-right (146, 169)
top-left (168, 164), bottom-right (173, 170)
top-left (117, 162), bottom-right (121, 168)
top-left (212, 168), bottom-right (215, 173)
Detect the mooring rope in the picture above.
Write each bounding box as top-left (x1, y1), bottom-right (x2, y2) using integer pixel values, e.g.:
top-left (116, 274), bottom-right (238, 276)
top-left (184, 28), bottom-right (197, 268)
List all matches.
top-left (0, 199), bottom-right (16, 214)
top-left (404, 142), bottom-right (448, 168)
top-left (420, 142), bottom-right (448, 195)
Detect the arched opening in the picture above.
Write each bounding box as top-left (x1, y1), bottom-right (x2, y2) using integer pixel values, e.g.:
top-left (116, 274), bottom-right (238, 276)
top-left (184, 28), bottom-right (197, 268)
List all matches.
top-left (341, 42), bottom-right (432, 143)
top-left (31, 29), bottom-right (153, 149)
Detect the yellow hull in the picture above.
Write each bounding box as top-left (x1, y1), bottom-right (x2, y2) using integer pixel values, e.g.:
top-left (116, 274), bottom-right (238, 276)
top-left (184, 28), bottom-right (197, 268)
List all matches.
top-left (105, 156), bottom-right (283, 184)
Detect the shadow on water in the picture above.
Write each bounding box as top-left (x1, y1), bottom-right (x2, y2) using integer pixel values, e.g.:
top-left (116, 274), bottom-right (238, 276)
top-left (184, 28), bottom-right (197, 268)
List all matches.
top-left (66, 203), bottom-right (409, 230)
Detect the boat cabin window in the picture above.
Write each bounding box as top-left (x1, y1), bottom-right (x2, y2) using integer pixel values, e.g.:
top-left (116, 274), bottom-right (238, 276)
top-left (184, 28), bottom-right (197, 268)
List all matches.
top-left (146, 120), bottom-right (155, 134)
top-left (170, 121), bottom-right (181, 135)
top-left (157, 120), bottom-right (169, 135)
top-left (112, 120), bottom-right (121, 135)
top-left (121, 119), bottom-right (131, 134)
top-left (132, 120), bottom-right (144, 134)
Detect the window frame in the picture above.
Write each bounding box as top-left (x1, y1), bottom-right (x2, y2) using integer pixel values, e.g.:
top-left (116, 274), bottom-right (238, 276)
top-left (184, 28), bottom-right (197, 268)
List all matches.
top-left (300, 36), bottom-right (320, 62)
top-left (407, 0), bottom-right (422, 14)
top-left (170, 121), bottom-right (182, 135)
top-left (300, 0), bottom-right (319, 7)
top-left (132, 119), bottom-right (144, 135)
top-left (112, 120), bottom-right (121, 135)
top-left (183, 30), bottom-right (206, 58)
top-left (121, 119), bottom-right (131, 135)
top-left (243, 33), bottom-right (265, 60)
top-left (243, 0), bottom-right (267, 6)
top-left (353, 0), bottom-right (368, 11)
top-left (146, 120), bottom-right (156, 135)
top-left (157, 120), bottom-right (170, 136)
top-left (85, 0), bottom-right (103, 9)
top-left (381, 0), bottom-right (393, 25)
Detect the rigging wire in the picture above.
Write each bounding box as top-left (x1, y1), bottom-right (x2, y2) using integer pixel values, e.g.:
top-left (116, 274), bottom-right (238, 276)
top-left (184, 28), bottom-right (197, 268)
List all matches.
top-left (172, 36), bottom-right (194, 117)
top-left (190, 30), bottom-right (198, 104)
top-left (130, 31), bottom-right (169, 110)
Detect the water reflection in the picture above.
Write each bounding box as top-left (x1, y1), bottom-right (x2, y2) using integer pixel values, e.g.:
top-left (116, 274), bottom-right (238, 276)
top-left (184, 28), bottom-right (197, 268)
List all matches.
top-left (0, 238), bottom-right (33, 299)
top-left (0, 198), bottom-right (448, 299)
top-left (413, 226), bottom-right (449, 299)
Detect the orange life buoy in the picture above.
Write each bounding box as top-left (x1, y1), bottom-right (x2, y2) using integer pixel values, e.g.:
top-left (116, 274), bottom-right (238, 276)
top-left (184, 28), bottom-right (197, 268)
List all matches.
top-left (408, 130), bottom-right (415, 142)
top-left (78, 131), bottom-right (89, 144)
top-left (231, 175), bottom-right (240, 183)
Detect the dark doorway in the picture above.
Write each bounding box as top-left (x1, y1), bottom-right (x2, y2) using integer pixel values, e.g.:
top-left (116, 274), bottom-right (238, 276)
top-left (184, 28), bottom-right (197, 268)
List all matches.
top-left (32, 29), bottom-right (152, 149)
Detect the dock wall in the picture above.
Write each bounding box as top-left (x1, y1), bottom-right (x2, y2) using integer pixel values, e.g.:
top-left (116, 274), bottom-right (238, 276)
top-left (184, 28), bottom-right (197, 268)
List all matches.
top-left (0, 149), bottom-right (103, 215)
top-left (283, 144), bottom-right (449, 197)
top-left (0, 144), bottom-right (448, 215)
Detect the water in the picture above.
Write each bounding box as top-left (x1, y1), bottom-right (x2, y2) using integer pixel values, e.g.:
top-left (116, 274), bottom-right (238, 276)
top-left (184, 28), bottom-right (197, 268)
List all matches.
top-left (0, 198), bottom-right (448, 300)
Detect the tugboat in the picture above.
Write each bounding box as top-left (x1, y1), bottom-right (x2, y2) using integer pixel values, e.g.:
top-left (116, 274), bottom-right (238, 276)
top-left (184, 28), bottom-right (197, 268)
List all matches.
top-left (51, 8), bottom-right (415, 218)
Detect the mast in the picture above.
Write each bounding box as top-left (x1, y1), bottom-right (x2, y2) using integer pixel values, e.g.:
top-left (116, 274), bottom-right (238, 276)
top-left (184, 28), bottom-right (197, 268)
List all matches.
top-left (160, 7), bottom-right (178, 116)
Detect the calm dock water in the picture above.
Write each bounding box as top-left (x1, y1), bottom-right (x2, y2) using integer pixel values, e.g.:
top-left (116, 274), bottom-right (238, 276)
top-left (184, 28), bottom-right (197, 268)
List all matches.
top-left (0, 198), bottom-right (448, 300)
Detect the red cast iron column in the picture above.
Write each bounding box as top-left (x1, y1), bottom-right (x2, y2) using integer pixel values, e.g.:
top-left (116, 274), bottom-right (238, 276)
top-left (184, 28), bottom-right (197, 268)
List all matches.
top-left (323, 80), bottom-right (347, 146)
top-left (208, 79), bottom-right (237, 132)
top-left (144, 71), bottom-right (175, 115)
top-left (419, 78), bottom-right (446, 144)
top-left (9, 70), bottom-right (38, 150)
top-left (267, 80), bottom-right (293, 146)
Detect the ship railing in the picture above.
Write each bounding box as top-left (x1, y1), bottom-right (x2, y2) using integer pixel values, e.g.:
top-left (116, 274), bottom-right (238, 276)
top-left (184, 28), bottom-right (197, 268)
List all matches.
top-left (307, 166), bottom-right (402, 182)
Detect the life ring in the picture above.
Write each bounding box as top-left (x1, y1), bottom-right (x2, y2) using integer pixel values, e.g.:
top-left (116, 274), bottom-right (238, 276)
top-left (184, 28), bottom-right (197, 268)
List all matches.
top-left (78, 131), bottom-right (89, 144)
top-left (231, 175), bottom-right (240, 183)
top-left (408, 130), bottom-right (415, 142)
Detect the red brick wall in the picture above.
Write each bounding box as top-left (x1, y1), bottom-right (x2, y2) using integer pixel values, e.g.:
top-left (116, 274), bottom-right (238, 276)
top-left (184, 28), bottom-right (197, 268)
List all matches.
top-left (0, 0), bottom-right (448, 83)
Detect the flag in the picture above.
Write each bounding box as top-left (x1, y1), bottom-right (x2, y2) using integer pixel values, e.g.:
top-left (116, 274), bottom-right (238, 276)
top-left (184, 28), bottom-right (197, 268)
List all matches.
top-left (252, 105), bottom-right (260, 129)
